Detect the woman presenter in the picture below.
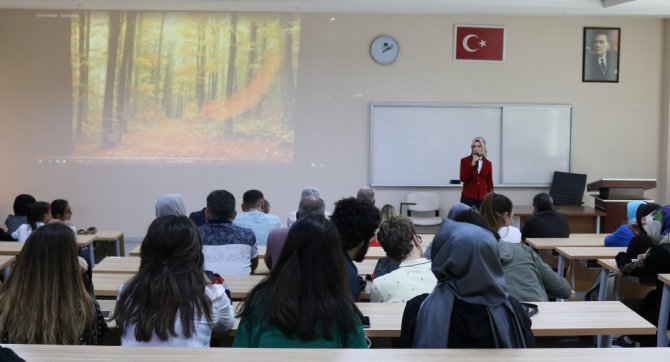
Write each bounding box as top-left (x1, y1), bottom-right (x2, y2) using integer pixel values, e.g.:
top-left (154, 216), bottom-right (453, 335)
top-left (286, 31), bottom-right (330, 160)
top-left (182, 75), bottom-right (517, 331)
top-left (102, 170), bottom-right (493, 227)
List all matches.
top-left (459, 137), bottom-right (494, 209)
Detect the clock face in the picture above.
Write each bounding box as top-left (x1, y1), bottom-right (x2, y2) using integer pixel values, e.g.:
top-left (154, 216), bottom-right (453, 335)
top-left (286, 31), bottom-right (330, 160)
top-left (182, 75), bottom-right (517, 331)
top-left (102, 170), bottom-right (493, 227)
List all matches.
top-left (370, 35), bottom-right (399, 65)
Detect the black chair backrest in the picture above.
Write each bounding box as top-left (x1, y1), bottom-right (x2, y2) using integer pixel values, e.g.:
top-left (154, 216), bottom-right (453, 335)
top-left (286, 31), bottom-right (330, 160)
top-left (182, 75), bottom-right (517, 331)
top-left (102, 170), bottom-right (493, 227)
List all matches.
top-left (549, 171), bottom-right (587, 205)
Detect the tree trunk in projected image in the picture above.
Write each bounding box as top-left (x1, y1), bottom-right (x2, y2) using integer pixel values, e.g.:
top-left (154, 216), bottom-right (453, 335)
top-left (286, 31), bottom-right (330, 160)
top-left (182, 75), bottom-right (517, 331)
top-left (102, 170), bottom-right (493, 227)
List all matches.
top-left (196, 21), bottom-right (206, 114)
top-left (162, 45), bottom-right (174, 117)
top-left (153, 13), bottom-right (165, 109)
top-left (279, 15), bottom-right (295, 130)
top-left (101, 11), bottom-right (121, 149)
top-left (224, 13), bottom-right (238, 135)
top-left (208, 21), bottom-right (220, 101)
top-left (117, 11), bottom-right (137, 136)
top-left (75, 11), bottom-right (89, 142)
top-left (247, 19), bottom-right (260, 118)
top-left (130, 14), bottom-right (143, 117)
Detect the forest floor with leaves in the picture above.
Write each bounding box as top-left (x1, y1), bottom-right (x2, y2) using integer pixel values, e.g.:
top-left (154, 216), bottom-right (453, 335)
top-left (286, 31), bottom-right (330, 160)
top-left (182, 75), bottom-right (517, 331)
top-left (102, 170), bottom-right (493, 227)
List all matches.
top-left (71, 117), bottom-right (293, 163)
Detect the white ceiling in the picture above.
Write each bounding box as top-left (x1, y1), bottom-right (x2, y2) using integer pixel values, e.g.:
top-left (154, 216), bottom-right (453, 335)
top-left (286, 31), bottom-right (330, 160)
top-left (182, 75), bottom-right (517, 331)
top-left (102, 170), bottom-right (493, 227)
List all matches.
top-left (1, 0), bottom-right (669, 17)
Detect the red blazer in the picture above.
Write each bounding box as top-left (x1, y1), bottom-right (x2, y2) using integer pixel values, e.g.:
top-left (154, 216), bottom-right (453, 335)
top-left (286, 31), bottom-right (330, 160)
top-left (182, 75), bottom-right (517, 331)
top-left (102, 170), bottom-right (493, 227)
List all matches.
top-left (460, 156), bottom-right (494, 201)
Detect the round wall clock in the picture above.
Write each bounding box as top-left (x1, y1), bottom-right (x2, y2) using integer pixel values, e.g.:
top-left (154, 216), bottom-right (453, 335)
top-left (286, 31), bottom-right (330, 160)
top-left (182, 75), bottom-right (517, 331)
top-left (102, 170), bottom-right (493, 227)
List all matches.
top-left (370, 35), bottom-right (399, 65)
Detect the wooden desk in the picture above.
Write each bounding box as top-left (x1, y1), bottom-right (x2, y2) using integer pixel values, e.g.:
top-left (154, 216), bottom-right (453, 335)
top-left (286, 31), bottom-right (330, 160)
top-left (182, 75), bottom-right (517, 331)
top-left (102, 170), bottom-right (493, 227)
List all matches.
top-left (130, 244), bottom-right (268, 259)
top-left (94, 230), bottom-right (125, 257)
top-left (524, 235), bottom-right (606, 250)
top-left (93, 256), bottom-right (377, 278)
top-left (92, 273), bottom-right (370, 300)
top-left (93, 257), bottom-right (140, 274)
top-left (9, 345), bottom-right (670, 361)
top-left (0, 242), bottom-right (23, 256)
top-left (1, 236), bottom-right (97, 266)
top-left (128, 244), bottom-right (141, 257)
top-left (0, 255), bottom-right (15, 279)
top-left (77, 234), bottom-right (97, 267)
top-left (658, 273), bottom-right (670, 347)
top-left (596, 258), bottom-right (655, 302)
top-left (515, 205), bottom-right (606, 234)
top-left (555, 247), bottom-right (627, 290)
top-left (97, 300), bottom-right (652, 344)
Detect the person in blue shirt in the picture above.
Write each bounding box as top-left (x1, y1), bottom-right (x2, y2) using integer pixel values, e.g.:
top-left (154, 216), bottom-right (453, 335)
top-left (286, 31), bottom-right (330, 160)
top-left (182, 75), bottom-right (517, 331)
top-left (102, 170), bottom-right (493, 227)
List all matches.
top-left (604, 201), bottom-right (645, 247)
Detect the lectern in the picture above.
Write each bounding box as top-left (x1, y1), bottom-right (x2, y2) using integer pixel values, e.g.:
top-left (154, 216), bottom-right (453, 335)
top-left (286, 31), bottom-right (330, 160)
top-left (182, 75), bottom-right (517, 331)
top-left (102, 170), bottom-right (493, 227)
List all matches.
top-left (587, 179), bottom-right (656, 233)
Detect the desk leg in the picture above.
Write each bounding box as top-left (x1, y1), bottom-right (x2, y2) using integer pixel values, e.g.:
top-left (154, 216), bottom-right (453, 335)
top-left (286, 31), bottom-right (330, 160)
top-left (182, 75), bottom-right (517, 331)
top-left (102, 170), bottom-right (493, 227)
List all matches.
top-left (3, 265), bottom-right (10, 280)
top-left (88, 244), bottom-right (96, 267)
top-left (557, 255), bottom-right (565, 278)
top-left (596, 216), bottom-right (601, 234)
top-left (657, 284), bottom-right (670, 347)
top-left (115, 239), bottom-right (121, 257)
top-left (598, 268), bottom-right (609, 301)
top-left (596, 335), bottom-right (612, 348)
top-left (569, 261), bottom-right (576, 291)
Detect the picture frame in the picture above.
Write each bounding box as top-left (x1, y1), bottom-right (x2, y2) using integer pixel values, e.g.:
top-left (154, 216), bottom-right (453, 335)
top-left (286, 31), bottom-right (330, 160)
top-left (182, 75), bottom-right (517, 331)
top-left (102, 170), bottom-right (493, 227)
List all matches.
top-left (582, 27), bottom-right (620, 83)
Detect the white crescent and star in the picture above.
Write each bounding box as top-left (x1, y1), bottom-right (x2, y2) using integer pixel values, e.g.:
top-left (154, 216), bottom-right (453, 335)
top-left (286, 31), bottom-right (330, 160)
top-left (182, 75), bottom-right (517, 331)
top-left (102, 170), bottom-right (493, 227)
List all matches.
top-left (462, 34), bottom-right (488, 53)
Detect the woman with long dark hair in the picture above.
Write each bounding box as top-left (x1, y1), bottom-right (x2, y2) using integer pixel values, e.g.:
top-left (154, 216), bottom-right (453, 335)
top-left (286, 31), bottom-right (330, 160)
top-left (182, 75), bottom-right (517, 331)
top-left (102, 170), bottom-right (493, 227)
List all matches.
top-left (233, 216), bottom-right (368, 348)
top-left (0, 223), bottom-right (107, 344)
top-left (114, 215), bottom-right (234, 347)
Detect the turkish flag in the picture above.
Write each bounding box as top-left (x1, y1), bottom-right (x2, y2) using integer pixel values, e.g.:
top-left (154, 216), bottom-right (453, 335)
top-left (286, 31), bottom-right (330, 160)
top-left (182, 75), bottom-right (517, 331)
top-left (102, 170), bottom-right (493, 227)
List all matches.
top-left (454, 25), bottom-right (505, 61)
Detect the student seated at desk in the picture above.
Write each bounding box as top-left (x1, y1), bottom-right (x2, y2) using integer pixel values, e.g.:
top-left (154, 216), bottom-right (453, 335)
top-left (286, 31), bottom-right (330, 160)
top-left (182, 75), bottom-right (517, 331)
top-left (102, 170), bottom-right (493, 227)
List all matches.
top-left (604, 201), bottom-right (645, 247)
top-left (400, 217), bottom-right (534, 348)
top-left (155, 194), bottom-right (187, 217)
top-left (454, 209), bottom-right (571, 302)
top-left (48, 199), bottom-right (78, 234)
top-left (625, 203), bottom-right (661, 258)
top-left (4, 193), bottom-right (35, 235)
top-left (480, 193), bottom-right (522, 244)
top-left (11, 201), bottom-right (51, 242)
top-left (233, 216), bottom-right (368, 348)
top-left (521, 193), bottom-right (570, 239)
top-left (0, 223), bottom-right (107, 344)
top-left (114, 215), bottom-right (234, 347)
top-left (371, 216), bottom-right (436, 303)
top-left (616, 206), bottom-right (670, 347)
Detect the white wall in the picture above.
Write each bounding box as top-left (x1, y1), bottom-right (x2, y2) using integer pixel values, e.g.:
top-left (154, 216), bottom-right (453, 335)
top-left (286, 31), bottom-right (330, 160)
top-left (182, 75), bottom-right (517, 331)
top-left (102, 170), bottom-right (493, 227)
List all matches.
top-left (0, 11), bottom-right (664, 237)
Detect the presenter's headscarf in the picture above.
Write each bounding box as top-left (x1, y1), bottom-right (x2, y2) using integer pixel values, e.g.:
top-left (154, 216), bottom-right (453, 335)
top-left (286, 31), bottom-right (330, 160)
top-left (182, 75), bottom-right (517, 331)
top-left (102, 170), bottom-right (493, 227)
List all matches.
top-left (470, 137), bottom-right (488, 158)
top-left (413, 220), bottom-right (528, 348)
top-left (642, 206), bottom-right (670, 246)
top-left (627, 201), bottom-right (646, 225)
top-left (155, 194), bottom-right (187, 217)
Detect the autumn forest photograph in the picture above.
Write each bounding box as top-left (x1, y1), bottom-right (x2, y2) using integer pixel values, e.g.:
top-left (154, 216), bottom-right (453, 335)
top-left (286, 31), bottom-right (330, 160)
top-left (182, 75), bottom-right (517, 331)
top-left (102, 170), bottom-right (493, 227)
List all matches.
top-left (69, 11), bottom-right (300, 163)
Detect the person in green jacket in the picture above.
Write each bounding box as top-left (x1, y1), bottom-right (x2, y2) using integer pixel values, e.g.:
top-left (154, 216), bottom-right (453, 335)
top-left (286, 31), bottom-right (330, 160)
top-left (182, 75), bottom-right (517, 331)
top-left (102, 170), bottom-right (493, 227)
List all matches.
top-left (233, 216), bottom-right (368, 348)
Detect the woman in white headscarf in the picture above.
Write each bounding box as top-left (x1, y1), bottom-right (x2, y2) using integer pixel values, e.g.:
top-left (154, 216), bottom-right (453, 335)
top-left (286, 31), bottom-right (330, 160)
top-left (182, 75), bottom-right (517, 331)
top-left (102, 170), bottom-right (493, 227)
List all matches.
top-left (155, 194), bottom-right (187, 217)
top-left (400, 216), bottom-right (534, 348)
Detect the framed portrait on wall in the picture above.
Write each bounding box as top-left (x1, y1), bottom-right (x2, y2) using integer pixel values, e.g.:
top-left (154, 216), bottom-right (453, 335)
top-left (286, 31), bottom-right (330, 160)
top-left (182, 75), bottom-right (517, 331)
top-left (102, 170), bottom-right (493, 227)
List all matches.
top-left (582, 27), bottom-right (620, 83)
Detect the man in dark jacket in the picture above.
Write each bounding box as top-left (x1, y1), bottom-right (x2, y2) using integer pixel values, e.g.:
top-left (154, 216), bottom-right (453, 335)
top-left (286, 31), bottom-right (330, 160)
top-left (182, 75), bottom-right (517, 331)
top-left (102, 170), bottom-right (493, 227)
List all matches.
top-left (521, 193), bottom-right (570, 239)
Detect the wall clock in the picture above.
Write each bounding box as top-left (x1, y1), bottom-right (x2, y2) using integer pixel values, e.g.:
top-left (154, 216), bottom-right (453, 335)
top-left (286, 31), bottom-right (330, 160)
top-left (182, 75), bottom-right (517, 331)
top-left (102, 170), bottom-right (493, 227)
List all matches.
top-left (370, 35), bottom-right (399, 65)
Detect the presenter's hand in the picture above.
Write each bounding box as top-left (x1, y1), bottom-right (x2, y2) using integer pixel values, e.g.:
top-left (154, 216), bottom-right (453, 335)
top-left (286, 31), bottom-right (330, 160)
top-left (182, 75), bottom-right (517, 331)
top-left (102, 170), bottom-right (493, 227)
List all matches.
top-left (471, 155), bottom-right (481, 166)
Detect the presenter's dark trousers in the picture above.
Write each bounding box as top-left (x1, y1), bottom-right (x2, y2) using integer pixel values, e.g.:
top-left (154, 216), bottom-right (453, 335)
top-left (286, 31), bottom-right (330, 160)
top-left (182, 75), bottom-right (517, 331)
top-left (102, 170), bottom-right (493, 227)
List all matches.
top-left (460, 196), bottom-right (482, 210)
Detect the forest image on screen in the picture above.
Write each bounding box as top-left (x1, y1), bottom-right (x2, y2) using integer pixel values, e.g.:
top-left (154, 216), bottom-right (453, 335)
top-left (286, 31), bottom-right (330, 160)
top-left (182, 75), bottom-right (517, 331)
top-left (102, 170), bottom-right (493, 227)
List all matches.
top-left (69, 11), bottom-right (299, 164)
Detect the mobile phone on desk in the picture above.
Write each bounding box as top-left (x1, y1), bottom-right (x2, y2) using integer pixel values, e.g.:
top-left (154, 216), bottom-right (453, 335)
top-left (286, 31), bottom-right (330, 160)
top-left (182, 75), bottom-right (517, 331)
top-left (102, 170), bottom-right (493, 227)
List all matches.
top-left (362, 316), bottom-right (371, 328)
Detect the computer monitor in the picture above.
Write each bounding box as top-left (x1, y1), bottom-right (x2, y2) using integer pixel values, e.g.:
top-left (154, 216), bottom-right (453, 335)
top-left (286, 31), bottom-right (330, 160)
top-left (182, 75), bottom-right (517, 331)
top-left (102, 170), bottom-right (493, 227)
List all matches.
top-left (549, 171), bottom-right (587, 205)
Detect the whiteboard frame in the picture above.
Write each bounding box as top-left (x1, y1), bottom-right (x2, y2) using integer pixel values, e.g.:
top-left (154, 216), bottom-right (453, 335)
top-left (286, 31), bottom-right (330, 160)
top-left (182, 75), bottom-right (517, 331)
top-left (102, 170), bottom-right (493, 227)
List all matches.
top-left (369, 102), bottom-right (572, 188)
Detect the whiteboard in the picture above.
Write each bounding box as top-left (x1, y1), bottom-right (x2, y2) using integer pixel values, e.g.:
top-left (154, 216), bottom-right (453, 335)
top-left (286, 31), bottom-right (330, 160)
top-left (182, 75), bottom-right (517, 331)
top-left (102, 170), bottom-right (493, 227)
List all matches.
top-left (370, 103), bottom-right (571, 187)
top-left (501, 106), bottom-right (572, 185)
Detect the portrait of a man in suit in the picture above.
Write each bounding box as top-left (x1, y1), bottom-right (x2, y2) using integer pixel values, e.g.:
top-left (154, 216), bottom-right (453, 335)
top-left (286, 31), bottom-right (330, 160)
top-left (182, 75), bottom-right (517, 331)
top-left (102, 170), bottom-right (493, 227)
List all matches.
top-left (583, 28), bottom-right (620, 82)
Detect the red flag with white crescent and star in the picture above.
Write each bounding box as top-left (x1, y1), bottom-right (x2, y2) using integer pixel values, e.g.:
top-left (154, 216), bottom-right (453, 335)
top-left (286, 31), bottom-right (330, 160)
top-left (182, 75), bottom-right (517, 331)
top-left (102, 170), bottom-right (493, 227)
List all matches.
top-left (454, 25), bottom-right (505, 61)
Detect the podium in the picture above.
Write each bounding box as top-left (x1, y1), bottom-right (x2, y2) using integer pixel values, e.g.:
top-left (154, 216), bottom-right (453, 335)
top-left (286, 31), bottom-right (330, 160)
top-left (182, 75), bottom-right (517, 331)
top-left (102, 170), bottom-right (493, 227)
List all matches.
top-left (587, 179), bottom-right (656, 233)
